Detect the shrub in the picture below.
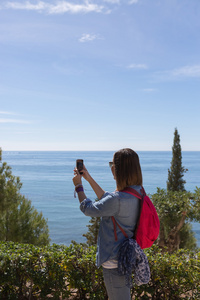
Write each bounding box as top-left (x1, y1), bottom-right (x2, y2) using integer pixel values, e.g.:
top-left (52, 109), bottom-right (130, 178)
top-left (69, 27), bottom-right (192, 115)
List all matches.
top-left (0, 241), bottom-right (107, 300)
top-left (0, 242), bottom-right (199, 299)
top-left (0, 242), bottom-right (70, 299)
top-left (133, 246), bottom-right (200, 299)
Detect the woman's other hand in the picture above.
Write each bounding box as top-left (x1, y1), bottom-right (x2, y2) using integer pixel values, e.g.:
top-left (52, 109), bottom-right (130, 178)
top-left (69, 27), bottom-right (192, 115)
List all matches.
top-left (73, 168), bottom-right (82, 186)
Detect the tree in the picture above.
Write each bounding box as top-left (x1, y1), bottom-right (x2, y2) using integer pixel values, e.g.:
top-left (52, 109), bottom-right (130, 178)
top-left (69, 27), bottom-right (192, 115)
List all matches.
top-left (152, 188), bottom-right (200, 252)
top-left (83, 215), bottom-right (100, 246)
top-left (0, 148), bottom-right (50, 246)
top-left (155, 128), bottom-right (199, 252)
top-left (167, 128), bottom-right (187, 192)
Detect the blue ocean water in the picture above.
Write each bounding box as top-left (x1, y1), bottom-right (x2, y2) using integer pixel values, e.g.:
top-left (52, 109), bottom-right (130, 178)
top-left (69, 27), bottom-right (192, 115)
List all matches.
top-left (2, 151), bottom-right (200, 247)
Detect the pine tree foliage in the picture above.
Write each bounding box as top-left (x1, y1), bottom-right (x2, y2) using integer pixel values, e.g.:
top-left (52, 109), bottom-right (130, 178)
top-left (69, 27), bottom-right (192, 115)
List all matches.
top-left (167, 128), bottom-right (187, 192)
top-left (83, 216), bottom-right (100, 246)
top-left (0, 148), bottom-right (50, 246)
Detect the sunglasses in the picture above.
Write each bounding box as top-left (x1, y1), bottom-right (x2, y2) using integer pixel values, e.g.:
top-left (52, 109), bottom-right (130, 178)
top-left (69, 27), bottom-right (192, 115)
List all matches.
top-left (109, 162), bottom-right (113, 168)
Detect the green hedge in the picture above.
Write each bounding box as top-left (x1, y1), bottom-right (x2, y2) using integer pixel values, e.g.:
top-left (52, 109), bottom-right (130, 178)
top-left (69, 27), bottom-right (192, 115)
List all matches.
top-left (0, 242), bottom-right (199, 299)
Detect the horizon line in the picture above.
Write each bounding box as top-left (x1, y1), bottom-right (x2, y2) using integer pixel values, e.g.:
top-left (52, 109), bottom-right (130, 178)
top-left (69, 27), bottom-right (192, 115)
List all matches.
top-left (1, 149), bottom-right (200, 152)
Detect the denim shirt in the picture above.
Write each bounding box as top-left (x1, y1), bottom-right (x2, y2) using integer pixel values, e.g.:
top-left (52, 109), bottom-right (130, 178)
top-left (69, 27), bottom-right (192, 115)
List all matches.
top-left (80, 185), bottom-right (141, 267)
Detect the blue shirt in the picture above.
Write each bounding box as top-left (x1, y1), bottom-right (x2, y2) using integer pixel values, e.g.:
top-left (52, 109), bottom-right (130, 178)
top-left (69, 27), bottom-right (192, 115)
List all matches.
top-left (80, 185), bottom-right (141, 267)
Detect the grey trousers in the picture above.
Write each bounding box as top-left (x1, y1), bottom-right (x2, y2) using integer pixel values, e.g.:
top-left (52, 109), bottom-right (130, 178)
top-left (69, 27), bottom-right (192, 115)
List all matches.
top-left (102, 267), bottom-right (131, 300)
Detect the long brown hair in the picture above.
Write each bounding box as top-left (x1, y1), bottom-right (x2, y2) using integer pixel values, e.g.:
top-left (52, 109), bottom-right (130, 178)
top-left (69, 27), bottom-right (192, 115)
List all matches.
top-left (113, 148), bottom-right (143, 190)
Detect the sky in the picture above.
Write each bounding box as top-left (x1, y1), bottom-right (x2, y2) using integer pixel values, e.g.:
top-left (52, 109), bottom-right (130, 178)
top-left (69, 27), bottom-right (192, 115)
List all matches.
top-left (0, 0), bottom-right (200, 151)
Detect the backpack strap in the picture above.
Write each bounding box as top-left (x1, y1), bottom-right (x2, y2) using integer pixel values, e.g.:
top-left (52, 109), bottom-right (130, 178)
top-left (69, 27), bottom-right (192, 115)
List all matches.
top-left (111, 216), bottom-right (128, 241)
top-left (112, 187), bottom-right (145, 241)
top-left (122, 187), bottom-right (143, 199)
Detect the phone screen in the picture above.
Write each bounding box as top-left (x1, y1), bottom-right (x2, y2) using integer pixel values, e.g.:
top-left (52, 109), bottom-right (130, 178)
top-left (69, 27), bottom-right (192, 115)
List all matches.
top-left (76, 159), bottom-right (83, 174)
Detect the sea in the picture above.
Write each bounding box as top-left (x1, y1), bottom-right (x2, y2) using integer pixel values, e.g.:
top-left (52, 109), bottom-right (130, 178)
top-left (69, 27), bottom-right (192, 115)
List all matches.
top-left (2, 151), bottom-right (200, 247)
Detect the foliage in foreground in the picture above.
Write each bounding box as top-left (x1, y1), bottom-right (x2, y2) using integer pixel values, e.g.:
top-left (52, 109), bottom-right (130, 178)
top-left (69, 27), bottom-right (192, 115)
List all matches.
top-left (0, 148), bottom-right (50, 246)
top-left (0, 241), bottom-right (199, 300)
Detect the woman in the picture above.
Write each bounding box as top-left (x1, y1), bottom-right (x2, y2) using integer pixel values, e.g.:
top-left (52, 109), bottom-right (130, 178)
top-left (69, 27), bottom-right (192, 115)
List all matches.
top-left (72, 148), bottom-right (143, 300)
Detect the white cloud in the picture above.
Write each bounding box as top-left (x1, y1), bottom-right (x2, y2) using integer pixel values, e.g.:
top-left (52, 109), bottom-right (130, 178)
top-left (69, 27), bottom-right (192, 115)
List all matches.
top-left (155, 65), bottom-right (200, 81)
top-left (0, 0), bottom-right (139, 14)
top-left (142, 88), bottom-right (157, 93)
top-left (129, 0), bottom-right (139, 4)
top-left (103, 0), bottom-right (139, 6)
top-left (48, 1), bottom-right (105, 14)
top-left (2, 1), bottom-right (105, 14)
top-left (79, 33), bottom-right (102, 43)
top-left (0, 118), bottom-right (31, 124)
top-left (103, 0), bottom-right (120, 4)
top-left (0, 111), bottom-right (16, 115)
top-left (171, 65), bottom-right (200, 78)
top-left (127, 63), bottom-right (148, 70)
top-left (0, 112), bottom-right (30, 123)
top-left (5, 1), bottom-right (47, 11)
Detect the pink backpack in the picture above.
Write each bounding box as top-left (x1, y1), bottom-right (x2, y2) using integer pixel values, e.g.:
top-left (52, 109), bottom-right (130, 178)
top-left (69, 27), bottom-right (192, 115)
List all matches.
top-left (112, 187), bottom-right (160, 249)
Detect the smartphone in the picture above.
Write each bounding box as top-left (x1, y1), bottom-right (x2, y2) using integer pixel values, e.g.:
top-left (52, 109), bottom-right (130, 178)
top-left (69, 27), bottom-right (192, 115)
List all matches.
top-left (76, 159), bottom-right (83, 175)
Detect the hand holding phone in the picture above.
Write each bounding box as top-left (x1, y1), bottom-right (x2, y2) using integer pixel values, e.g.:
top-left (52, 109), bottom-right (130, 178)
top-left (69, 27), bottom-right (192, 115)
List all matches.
top-left (76, 159), bottom-right (84, 175)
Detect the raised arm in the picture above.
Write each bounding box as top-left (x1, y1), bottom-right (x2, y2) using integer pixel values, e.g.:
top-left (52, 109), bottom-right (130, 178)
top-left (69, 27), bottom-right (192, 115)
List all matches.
top-left (73, 165), bottom-right (105, 203)
top-left (88, 176), bottom-right (106, 199)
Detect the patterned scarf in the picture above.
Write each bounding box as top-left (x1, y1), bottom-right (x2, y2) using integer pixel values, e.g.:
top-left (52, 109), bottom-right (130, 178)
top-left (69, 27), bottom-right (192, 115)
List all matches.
top-left (118, 238), bottom-right (150, 288)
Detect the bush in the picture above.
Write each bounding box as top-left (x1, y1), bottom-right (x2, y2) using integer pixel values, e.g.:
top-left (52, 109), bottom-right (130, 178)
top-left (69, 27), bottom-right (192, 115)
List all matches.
top-left (134, 246), bottom-right (200, 299)
top-left (0, 242), bottom-right (199, 299)
top-left (0, 241), bottom-right (107, 300)
top-left (0, 242), bottom-right (70, 299)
